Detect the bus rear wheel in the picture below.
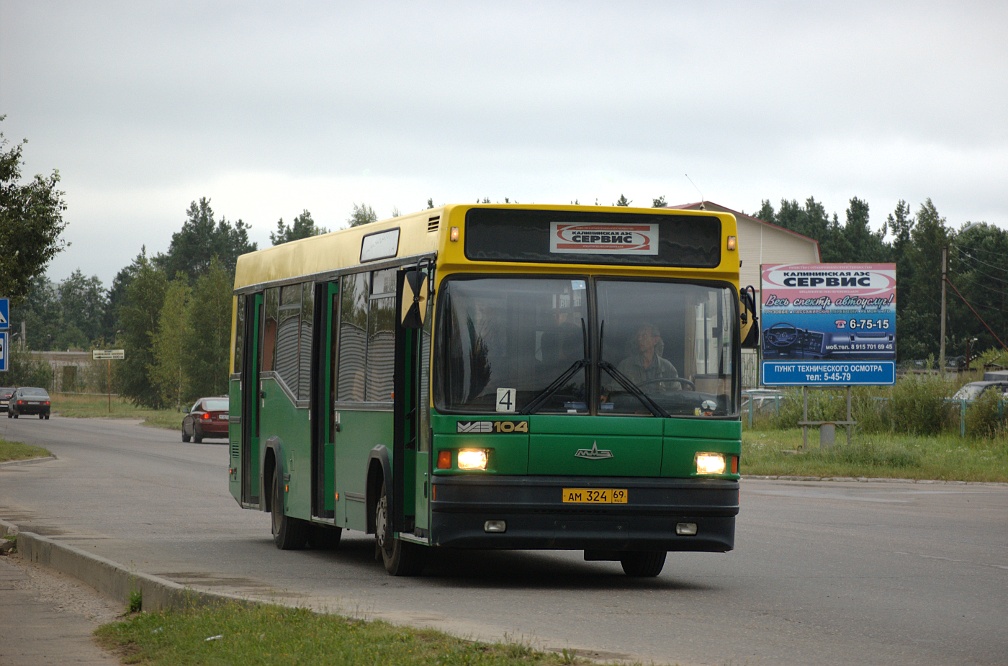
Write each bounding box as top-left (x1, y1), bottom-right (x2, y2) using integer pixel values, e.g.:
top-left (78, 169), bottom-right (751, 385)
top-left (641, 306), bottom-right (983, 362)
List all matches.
top-left (620, 551), bottom-right (667, 577)
top-left (375, 481), bottom-right (424, 576)
top-left (271, 470), bottom-right (308, 550)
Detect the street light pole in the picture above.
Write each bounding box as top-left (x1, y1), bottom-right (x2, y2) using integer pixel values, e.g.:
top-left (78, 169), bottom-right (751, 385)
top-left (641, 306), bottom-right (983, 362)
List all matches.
top-left (940, 245), bottom-right (947, 373)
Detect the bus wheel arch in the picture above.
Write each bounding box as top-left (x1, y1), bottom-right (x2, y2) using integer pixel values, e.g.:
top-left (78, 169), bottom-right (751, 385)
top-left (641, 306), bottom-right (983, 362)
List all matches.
top-left (367, 446), bottom-right (424, 576)
top-left (366, 447), bottom-right (392, 535)
top-left (266, 440), bottom-right (308, 550)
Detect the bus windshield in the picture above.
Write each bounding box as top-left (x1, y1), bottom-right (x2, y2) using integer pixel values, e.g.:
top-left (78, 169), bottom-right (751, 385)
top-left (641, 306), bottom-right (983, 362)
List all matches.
top-left (436, 276), bottom-right (738, 417)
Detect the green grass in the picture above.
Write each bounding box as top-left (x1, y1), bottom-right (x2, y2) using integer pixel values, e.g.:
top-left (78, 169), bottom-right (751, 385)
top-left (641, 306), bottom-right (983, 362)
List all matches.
top-left (52, 393), bottom-right (184, 430)
top-left (742, 427), bottom-right (1008, 482)
top-left (0, 438), bottom-right (50, 462)
top-left (95, 601), bottom-right (598, 666)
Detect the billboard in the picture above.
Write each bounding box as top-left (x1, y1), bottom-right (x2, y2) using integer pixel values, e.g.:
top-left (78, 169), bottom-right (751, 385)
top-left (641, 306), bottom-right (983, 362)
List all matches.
top-left (760, 263), bottom-right (896, 386)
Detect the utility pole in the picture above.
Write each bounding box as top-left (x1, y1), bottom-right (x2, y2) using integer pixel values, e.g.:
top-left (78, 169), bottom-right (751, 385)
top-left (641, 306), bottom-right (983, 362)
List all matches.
top-left (940, 245), bottom-right (947, 373)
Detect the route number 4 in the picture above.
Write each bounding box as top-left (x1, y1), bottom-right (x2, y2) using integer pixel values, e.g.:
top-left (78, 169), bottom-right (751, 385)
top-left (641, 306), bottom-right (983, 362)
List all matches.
top-left (496, 388), bottom-right (516, 413)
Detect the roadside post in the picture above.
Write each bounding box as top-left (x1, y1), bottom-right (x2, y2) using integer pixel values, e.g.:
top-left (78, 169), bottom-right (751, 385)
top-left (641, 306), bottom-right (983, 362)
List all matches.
top-left (0, 298), bottom-right (8, 373)
top-left (92, 349), bottom-right (125, 412)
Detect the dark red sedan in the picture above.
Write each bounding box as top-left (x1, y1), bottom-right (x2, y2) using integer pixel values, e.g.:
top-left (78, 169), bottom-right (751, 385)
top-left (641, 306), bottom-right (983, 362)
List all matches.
top-left (181, 396), bottom-right (230, 443)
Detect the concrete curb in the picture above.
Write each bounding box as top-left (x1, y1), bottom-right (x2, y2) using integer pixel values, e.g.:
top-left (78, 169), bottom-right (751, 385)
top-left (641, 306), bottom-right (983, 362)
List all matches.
top-left (0, 518), bottom-right (244, 613)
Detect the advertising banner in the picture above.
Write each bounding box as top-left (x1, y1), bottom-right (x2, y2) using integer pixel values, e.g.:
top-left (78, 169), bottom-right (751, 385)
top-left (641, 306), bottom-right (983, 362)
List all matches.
top-left (760, 263), bottom-right (896, 386)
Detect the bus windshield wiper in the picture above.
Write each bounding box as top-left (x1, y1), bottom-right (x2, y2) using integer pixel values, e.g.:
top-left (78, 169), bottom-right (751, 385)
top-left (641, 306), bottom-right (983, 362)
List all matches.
top-left (599, 361), bottom-right (670, 418)
top-left (522, 318), bottom-right (588, 415)
top-left (521, 358), bottom-right (589, 414)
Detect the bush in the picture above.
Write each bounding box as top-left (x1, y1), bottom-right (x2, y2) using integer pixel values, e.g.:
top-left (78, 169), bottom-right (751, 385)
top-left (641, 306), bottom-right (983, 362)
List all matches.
top-left (765, 387), bottom-right (856, 429)
top-left (965, 390), bottom-right (1007, 439)
top-left (5, 346), bottom-right (53, 388)
top-left (851, 387), bottom-right (889, 433)
top-left (888, 374), bottom-right (956, 436)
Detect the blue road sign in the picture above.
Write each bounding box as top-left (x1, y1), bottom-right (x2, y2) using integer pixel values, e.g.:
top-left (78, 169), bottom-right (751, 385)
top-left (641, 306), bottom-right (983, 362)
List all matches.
top-left (0, 298), bottom-right (8, 330)
top-left (0, 331), bottom-right (7, 372)
top-left (762, 360), bottom-right (895, 386)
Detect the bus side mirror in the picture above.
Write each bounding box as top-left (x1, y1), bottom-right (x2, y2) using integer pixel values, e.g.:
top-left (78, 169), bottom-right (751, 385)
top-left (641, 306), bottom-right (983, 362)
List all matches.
top-left (400, 268), bottom-right (430, 329)
top-left (739, 285), bottom-right (760, 348)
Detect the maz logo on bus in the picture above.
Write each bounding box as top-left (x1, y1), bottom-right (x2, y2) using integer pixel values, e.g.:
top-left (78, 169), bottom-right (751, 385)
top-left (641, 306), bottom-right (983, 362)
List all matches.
top-left (456, 420), bottom-right (530, 434)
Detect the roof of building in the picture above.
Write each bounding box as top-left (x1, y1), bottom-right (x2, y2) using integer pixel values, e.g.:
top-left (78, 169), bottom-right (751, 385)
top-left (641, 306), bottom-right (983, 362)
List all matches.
top-left (668, 200), bottom-right (821, 255)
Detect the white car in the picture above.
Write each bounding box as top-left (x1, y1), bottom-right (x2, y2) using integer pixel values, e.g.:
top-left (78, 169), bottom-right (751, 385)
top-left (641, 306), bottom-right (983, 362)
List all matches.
top-left (951, 381), bottom-right (1008, 401)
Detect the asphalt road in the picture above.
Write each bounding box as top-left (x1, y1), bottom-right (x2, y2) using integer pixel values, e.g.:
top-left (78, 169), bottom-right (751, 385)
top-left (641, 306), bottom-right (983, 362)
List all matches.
top-left (1, 415), bottom-right (1006, 665)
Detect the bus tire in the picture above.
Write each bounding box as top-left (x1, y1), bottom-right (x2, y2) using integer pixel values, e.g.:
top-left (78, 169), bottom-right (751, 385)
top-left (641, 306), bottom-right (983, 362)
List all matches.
top-left (620, 551), bottom-right (667, 577)
top-left (271, 469), bottom-right (308, 550)
top-left (375, 481), bottom-right (424, 576)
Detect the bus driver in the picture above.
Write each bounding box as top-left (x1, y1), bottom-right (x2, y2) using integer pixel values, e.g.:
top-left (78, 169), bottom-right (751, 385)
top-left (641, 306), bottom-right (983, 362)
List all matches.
top-left (617, 323), bottom-right (681, 389)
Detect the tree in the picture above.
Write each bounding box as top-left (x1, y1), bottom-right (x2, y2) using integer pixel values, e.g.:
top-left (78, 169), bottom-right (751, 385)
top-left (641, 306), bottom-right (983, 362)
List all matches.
top-left (150, 278), bottom-right (192, 409)
top-left (116, 252), bottom-right (169, 408)
top-left (652, 196), bottom-right (667, 208)
top-left (4, 343), bottom-right (53, 387)
top-left (841, 197), bottom-right (888, 263)
top-left (898, 199), bottom-right (949, 360)
top-left (7, 275), bottom-right (62, 351)
top-left (104, 261), bottom-right (139, 345)
top-left (158, 198), bottom-right (256, 281)
top-left (754, 200), bottom-right (777, 223)
top-left (0, 118), bottom-right (69, 305)
top-left (58, 270), bottom-right (108, 348)
top-left (615, 194), bottom-right (631, 207)
top-left (348, 202), bottom-right (377, 227)
top-left (774, 197), bottom-right (831, 242)
top-left (270, 209), bottom-right (327, 245)
top-left (947, 222), bottom-right (1008, 357)
top-left (182, 258), bottom-right (232, 398)
top-left (886, 200), bottom-right (914, 268)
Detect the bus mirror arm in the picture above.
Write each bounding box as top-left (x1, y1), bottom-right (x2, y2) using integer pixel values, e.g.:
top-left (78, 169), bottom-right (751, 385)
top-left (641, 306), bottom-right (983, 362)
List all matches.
top-left (739, 285), bottom-right (760, 348)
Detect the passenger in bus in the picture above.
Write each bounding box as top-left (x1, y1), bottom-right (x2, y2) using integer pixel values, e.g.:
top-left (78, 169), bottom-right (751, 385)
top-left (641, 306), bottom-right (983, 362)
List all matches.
top-left (617, 323), bottom-right (681, 389)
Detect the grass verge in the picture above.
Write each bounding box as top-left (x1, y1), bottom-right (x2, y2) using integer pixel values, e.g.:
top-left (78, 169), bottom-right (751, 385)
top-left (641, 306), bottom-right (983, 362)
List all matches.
top-left (742, 428), bottom-right (1008, 482)
top-left (95, 601), bottom-right (598, 666)
top-left (0, 438), bottom-right (50, 462)
top-left (50, 393), bottom-right (183, 430)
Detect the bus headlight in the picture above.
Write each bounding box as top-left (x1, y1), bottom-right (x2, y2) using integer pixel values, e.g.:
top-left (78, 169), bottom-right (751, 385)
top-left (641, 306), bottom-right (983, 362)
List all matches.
top-left (457, 449), bottom-right (489, 470)
top-left (696, 452), bottom-right (726, 475)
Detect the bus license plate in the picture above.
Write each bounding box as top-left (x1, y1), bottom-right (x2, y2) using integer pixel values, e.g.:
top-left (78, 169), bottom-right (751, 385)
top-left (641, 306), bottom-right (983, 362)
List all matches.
top-left (562, 488), bottom-right (628, 504)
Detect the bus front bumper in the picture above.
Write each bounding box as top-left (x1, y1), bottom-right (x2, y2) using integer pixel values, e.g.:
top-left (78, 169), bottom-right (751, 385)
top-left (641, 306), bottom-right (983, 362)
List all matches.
top-left (429, 475), bottom-right (738, 552)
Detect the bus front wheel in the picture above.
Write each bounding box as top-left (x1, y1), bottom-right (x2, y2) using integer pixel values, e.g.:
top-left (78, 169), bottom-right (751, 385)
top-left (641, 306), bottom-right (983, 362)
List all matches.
top-left (375, 481), bottom-right (424, 576)
top-left (271, 470), bottom-right (308, 550)
top-left (620, 551), bottom-right (667, 577)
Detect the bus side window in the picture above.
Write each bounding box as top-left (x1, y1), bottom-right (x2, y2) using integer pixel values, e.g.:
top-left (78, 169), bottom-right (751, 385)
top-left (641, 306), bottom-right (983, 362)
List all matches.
top-left (367, 268), bottom-right (397, 403)
top-left (262, 287), bottom-right (279, 373)
top-left (337, 272), bottom-right (368, 402)
top-left (299, 282), bottom-right (313, 401)
top-left (233, 294), bottom-right (245, 376)
top-left (276, 284), bottom-right (302, 397)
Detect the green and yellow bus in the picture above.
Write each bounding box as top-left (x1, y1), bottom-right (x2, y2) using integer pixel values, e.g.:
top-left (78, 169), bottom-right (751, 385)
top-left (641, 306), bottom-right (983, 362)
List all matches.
top-left (229, 204), bottom-right (759, 577)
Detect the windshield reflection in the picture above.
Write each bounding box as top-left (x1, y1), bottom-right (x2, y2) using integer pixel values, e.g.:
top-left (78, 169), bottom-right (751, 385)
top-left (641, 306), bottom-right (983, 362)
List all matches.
top-left (436, 276), bottom-right (737, 417)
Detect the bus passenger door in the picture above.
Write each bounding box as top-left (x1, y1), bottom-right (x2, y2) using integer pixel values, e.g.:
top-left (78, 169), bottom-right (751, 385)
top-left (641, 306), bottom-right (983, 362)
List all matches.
top-left (395, 266), bottom-right (432, 540)
top-left (237, 292), bottom-right (263, 506)
top-left (312, 281), bottom-right (339, 520)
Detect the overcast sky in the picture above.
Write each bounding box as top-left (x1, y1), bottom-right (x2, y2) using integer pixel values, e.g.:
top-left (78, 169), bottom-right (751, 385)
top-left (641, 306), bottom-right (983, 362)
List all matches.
top-left (2, 1), bottom-right (1006, 287)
